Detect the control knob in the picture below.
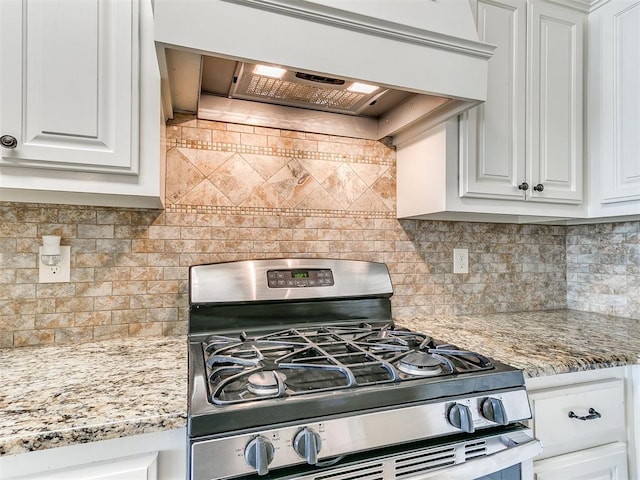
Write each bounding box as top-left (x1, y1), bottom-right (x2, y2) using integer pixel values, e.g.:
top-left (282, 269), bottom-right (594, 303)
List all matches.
top-left (293, 427), bottom-right (322, 465)
top-left (244, 436), bottom-right (275, 476)
top-left (447, 403), bottom-right (475, 433)
top-left (481, 397), bottom-right (509, 425)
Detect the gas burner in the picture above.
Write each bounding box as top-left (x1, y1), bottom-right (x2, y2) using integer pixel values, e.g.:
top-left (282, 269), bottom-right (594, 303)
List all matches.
top-left (397, 351), bottom-right (454, 377)
top-left (247, 371), bottom-right (285, 396)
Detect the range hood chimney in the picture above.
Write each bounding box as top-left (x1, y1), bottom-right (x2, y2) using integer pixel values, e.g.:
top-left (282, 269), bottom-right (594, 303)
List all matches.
top-left (154, 0), bottom-right (495, 144)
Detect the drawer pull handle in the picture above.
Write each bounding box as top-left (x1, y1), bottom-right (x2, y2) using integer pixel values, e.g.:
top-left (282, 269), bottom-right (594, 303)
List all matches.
top-left (568, 408), bottom-right (602, 421)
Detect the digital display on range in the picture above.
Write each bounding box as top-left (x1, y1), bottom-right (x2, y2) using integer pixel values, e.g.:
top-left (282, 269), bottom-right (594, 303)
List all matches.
top-left (267, 268), bottom-right (334, 288)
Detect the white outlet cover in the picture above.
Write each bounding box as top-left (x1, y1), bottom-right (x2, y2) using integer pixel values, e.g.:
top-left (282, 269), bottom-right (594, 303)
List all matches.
top-left (453, 248), bottom-right (469, 274)
top-left (38, 246), bottom-right (71, 283)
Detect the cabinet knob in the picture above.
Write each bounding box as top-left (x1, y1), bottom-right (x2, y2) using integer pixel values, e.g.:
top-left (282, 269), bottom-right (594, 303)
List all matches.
top-left (0, 135), bottom-right (17, 149)
top-left (518, 182), bottom-right (529, 191)
top-left (533, 184), bottom-right (544, 192)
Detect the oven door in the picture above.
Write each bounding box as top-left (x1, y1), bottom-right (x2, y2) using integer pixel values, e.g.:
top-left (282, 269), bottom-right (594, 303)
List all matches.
top-left (238, 426), bottom-right (542, 480)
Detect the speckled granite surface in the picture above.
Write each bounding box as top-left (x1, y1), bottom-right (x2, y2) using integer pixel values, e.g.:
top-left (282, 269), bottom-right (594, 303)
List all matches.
top-left (398, 310), bottom-right (640, 378)
top-left (2, 311), bottom-right (639, 457)
top-left (0, 336), bottom-right (187, 457)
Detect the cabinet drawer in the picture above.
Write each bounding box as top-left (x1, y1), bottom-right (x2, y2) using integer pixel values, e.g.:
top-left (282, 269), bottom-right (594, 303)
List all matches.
top-left (529, 378), bottom-right (626, 459)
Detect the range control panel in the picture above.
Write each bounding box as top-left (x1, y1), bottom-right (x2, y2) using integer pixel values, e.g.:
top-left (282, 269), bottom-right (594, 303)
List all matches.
top-left (267, 269), bottom-right (334, 288)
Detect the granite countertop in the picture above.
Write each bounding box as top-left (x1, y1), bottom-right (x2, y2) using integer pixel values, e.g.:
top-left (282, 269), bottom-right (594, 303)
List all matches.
top-left (2, 310), bottom-right (640, 457)
top-left (0, 336), bottom-right (187, 457)
top-left (397, 310), bottom-right (640, 378)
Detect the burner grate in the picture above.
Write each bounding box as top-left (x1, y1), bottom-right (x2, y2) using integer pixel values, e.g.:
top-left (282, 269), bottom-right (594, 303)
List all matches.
top-left (201, 323), bottom-right (494, 405)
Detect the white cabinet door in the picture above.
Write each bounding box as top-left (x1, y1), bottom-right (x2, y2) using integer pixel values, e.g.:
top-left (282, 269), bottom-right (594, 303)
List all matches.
top-left (460, 0), bottom-right (584, 205)
top-left (593, 0), bottom-right (640, 206)
top-left (460, 0), bottom-right (527, 200)
top-left (0, 0), bottom-right (139, 174)
top-left (528, 0), bottom-right (584, 204)
top-left (533, 442), bottom-right (628, 480)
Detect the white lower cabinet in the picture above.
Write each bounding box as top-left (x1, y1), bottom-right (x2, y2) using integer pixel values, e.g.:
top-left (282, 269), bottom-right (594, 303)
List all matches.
top-left (10, 452), bottom-right (159, 480)
top-left (526, 367), bottom-right (636, 479)
top-left (0, 428), bottom-right (186, 480)
top-left (533, 442), bottom-right (628, 480)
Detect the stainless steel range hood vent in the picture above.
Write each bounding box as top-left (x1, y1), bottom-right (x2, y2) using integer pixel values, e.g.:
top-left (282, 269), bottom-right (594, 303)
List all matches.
top-left (154, 0), bottom-right (495, 144)
top-left (230, 62), bottom-right (389, 115)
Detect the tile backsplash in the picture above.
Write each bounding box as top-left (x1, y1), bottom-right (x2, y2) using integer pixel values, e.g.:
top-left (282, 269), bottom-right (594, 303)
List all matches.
top-left (567, 222), bottom-right (640, 319)
top-left (0, 115), bottom-right (636, 348)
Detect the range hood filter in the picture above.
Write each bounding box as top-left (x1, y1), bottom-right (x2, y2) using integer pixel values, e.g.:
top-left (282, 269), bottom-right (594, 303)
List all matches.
top-left (231, 64), bottom-right (386, 115)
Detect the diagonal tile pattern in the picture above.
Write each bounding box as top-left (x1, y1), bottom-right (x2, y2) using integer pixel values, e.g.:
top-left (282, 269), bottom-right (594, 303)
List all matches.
top-left (165, 126), bottom-right (396, 214)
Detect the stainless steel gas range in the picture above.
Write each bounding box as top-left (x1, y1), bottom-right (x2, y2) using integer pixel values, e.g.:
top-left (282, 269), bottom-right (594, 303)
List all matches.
top-left (188, 259), bottom-right (542, 480)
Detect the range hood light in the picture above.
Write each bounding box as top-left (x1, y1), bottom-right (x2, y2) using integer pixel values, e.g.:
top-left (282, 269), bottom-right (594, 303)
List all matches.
top-left (347, 82), bottom-right (379, 94)
top-left (254, 64), bottom-right (286, 79)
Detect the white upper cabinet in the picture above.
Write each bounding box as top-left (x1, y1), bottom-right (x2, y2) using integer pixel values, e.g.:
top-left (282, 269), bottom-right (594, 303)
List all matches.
top-left (0, 0), bottom-right (137, 173)
top-left (397, 0), bottom-right (587, 223)
top-left (587, 0), bottom-right (640, 220)
top-left (0, 0), bottom-right (162, 208)
top-left (461, 0), bottom-right (584, 205)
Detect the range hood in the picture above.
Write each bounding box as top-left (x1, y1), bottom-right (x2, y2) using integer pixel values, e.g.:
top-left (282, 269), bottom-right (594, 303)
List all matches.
top-left (154, 0), bottom-right (495, 144)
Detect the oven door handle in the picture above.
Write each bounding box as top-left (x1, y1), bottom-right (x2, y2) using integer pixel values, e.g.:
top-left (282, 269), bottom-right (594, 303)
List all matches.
top-left (407, 435), bottom-right (542, 480)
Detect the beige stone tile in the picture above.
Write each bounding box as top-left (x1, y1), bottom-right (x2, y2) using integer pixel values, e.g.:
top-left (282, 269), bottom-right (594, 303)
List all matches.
top-left (131, 267), bottom-right (164, 281)
top-left (210, 153), bottom-right (264, 205)
top-left (0, 314), bottom-right (35, 332)
top-left (267, 136), bottom-right (295, 150)
top-left (0, 332), bottom-right (13, 347)
top-left (130, 294), bottom-right (164, 309)
top-left (348, 189), bottom-right (391, 213)
top-left (321, 163), bottom-right (368, 207)
top-left (148, 225), bottom-right (181, 240)
top-left (177, 180), bottom-right (234, 207)
top-left (178, 148), bottom-right (233, 177)
top-left (147, 281), bottom-right (180, 295)
top-left (94, 296), bottom-right (130, 311)
top-left (112, 281), bottom-right (147, 296)
top-left (14, 329), bottom-right (54, 347)
top-left (94, 324), bottom-right (129, 340)
top-left (75, 282), bottom-right (112, 297)
top-left (241, 184), bottom-right (290, 208)
top-left (267, 159), bottom-right (319, 207)
top-left (242, 153), bottom-right (290, 180)
top-left (129, 322), bottom-right (164, 336)
top-left (163, 321), bottom-right (188, 335)
top-left (210, 129), bottom-right (241, 144)
top-left (55, 326), bottom-right (93, 344)
top-left (293, 139), bottom-right (318, 152)
top-left (132, 239), bottom-right (164, 253)
top-left (54, 297), bottom-right (94, 313)
top-left (240, 132), bottom-right (268, 147)
top-left (36, 283), bottom-right (75, 298)
top-left (146, 307), bottom-right (179, 322)
top-left (165, 148), bottom-right (206, 204)
top-left (74, 311), bottom-right (111, 327)
top-left (165, 212), bottom-right (197, 226)
top-left (182, 126), bottom-right (211, 143)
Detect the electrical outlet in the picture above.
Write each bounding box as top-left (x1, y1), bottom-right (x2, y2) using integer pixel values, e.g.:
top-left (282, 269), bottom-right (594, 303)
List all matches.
top-left (453, 248), bottom-right (468, 274)
top-left (38, 246), bottom-right (71, 283)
